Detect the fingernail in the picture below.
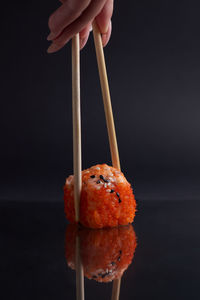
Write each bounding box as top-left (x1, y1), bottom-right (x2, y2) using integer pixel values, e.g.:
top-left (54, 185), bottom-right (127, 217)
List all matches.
top-left (101, 24), bottom-right (109, 34)
top-left (101, 34), bottom-right (107, 46)
top-left (47, 43), bottom-right (60, 53)
top-left (101, 20), bottom-right (111, 34)
top-left (47, 32), bottom-right (56, 41)
top-left (80, 38), bottom-right (87, 50)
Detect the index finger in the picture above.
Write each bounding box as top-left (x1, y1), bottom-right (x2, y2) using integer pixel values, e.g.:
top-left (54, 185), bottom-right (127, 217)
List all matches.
top-left (48, 0), bottom-right (91, 39)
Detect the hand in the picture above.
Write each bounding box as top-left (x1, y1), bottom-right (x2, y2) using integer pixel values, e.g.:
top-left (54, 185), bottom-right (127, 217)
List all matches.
top-left (47, 0), bottom-right (113, 53)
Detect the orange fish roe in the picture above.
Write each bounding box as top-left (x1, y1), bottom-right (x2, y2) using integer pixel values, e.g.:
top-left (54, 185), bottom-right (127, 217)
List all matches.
top-left (65, 224), bottom-right (137, 282)
top-left (64, 164), bottom-right (136, 228)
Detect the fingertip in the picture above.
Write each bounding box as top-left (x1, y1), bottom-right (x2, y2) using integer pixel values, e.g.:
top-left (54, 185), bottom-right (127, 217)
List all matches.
top-left (96, 19), bottom-right (109, 35)
top-left (101, 34), bottom-right (107, 47)
top-left (80, 38), bottom-right (87, 50)
top-left (47, 35), bottom-right (70, 53)
top-left (80, 32), bottom-right (90, 50)
top-left (102, 21), bottom-right (112, 47)
top-left (47, 32), bottom-right (55, 41)
top-left (47, 42), bottom-right (60, 53)
top-left (79, 23), bottom-right (91, 50)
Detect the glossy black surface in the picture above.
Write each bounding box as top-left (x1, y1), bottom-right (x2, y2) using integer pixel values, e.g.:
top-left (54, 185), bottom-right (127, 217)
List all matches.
top-left (1, 199), bottom-right (199, 300)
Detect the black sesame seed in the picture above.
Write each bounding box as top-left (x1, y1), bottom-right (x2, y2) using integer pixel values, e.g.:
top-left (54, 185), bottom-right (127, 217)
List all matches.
top-left (119, 250), bottom-right (122, 255)
top-left (100, 175), bottom-right (110, 183)
top-left (118, 198), bottom-right (122, 203)
top-left (110, 189), bottom-right (114, 193)
top-left (101, 271), bottom-right (110, 278)
top-left (90, 175), bottom-right (95, 178)
top-left (96, 180), bottom-right (101, 184)
top-left (116, 192), bottom-right (120, 197)
top-left (117, 256), bottom-right (121, 261)
top-left (111, 261), bottom-right (116, 266)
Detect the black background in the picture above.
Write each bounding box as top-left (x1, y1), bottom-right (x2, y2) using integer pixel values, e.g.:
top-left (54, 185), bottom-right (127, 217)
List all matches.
top-left (0, 0), bottom-right (200, 202)
top-left (1, 1), bottom-right (200, 299)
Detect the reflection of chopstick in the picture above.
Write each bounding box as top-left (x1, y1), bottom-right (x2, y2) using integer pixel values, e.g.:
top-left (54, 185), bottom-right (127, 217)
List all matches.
top-left (72, 34), bottom-right (84, 300)
top-left (111, 279), bottom-right (121, 300)
top-left (72, 34), bottom-right (82, 222)
top-left (92, 21), bottom-right (121, 300)
top-left (75, 236), bottom-right (85, 300)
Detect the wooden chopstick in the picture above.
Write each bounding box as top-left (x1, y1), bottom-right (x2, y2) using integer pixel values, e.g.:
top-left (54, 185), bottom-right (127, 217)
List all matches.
top-left (92, 21), bottom-right (121, 171)
top-left (92, 21), bottom-right (121, 300)
top-left (72, 34), bottom-right (82, 222)
top-left (72, 34), bottom-right (85, 300)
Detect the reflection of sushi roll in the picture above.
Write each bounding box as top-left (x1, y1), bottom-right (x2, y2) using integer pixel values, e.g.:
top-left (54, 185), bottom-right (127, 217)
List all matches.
top-left (65, 224), bottom-right (137, 282)
top-left (64, 164), bottom-right (136, 228)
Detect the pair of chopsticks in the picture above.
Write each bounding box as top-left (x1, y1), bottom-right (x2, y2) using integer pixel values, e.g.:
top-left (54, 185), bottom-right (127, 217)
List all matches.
top-left (72, 21), bottom-right (120, 222)
top-left (72, 21), bottom-right (121, 300)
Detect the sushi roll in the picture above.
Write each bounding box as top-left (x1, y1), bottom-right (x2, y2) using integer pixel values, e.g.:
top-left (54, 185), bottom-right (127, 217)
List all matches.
top-left (65, 224), bottom-right (137, 282)
top-left (64, 164), bottom-right (136, 228)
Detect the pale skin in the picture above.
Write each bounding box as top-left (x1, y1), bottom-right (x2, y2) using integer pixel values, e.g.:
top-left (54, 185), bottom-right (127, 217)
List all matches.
top-left (47, 0), bottom-right (114, 53)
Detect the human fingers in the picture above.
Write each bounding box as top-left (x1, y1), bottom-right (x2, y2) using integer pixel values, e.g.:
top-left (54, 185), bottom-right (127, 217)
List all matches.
top-left (58, 0), bottom-right (112, 47)
top-left (95, 0), bottom-right (113, 34)
top-left (47, 0), bottom-right (91, 40)
top-left (47, 0), bottom-right (106, 53)
top-left (101, 20), bottom-right (112, 47)
top-left (79, 23), bottom-right (92, 49)
top-left (59, 0), bottom-right (92, 49)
